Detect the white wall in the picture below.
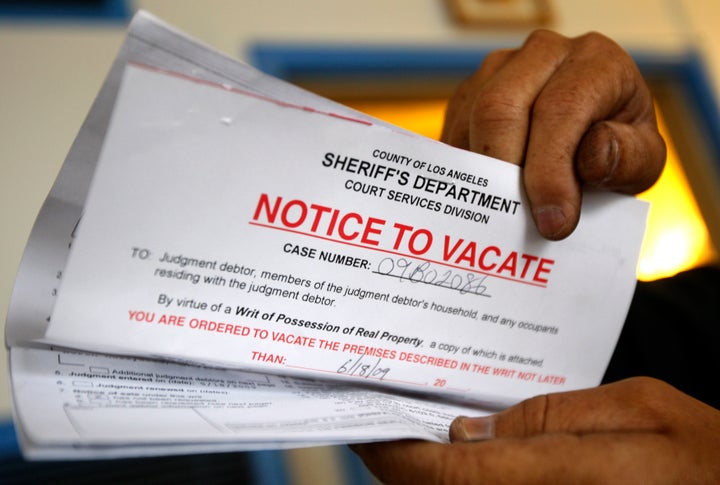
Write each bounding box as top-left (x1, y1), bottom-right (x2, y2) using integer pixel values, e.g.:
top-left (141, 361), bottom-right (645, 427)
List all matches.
top-left (2, 0), bottom-right (719, 421)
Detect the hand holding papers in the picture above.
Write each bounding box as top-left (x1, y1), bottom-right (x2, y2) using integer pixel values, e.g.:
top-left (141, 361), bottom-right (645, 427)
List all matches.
top-left (6, 11), bottom-right (648, 459)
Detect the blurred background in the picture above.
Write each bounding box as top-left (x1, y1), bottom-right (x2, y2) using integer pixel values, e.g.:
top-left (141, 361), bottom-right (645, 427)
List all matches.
top-left (1, 0), bottom-right (719, 483)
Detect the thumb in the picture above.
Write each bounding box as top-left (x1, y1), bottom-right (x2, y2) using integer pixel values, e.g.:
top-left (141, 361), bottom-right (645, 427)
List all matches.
top-left (451, 377), bottom-right (675, 441)
top-left (576, 120), bottom-right (666, 193)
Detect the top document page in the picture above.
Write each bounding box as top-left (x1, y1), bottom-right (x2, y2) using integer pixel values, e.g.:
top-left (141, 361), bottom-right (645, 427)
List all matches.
top-left (45, 62), bottom-right (648, 406)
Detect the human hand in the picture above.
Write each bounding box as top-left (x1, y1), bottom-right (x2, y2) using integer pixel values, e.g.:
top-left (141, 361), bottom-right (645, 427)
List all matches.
top-left (353, 377), bottom-right (720, 484)
top-left (441, 30), bottom-right (666, 240)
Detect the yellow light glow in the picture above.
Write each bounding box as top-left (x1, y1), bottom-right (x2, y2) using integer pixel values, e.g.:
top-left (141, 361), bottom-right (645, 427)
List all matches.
top-left (346, 99), bottom-right (716, 281)
top-left (349, 99), bottom-right (448, 140)
top-left (635, 113), bottom-right (716, 280)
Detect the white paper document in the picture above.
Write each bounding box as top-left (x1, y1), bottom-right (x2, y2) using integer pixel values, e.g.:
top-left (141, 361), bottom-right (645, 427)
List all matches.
top-left (46, 62), bottom-right (647, 403)
top-left (6, 11), bottom-right (648, 460)
top-left (12, 346), bottom-right (487, 460)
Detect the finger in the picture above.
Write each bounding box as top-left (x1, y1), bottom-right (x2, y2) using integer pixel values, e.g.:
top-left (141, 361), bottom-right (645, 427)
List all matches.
top-left (522, 32), bottom-right (661, 239)
top-left (467, 434), bottom-right (686, 485)
top-left (577, 119), bottom-right (666, 193)
top-left (523, 159), bottom-right (581, 241)
top-left (441, 48), bottom-right (515, 150)
top-left (453, 378), bottom-right (678, 441)
top-left (465, 30), bottom-right (575, 166)
top-left (354, 434), bottom-right (678, 485)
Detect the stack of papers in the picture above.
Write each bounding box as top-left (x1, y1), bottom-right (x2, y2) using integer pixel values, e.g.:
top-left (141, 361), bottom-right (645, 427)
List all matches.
top-left (5, 11), bottom-right (648, 460)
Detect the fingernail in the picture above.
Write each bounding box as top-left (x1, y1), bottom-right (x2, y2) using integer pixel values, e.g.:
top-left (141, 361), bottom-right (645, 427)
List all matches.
top-left (599, 137), bottom-right (619, 186)
top-left (533, 205), bottom-right (567, 239)
top-left (450, 416), bottom-right (495, 442)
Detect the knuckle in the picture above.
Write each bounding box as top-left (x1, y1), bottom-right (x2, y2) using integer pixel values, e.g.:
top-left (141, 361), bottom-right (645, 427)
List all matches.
top-left (575, 31), bottom-right (616, 50)
top-left (625, 376), bottom-right (672, 401)
top-left (471, 88), bottom-right (526, 128)
top-left (573, 32), bottom-right (638, 82)
top-left (523, 29), bottom-right (568, 50)
top-left (618, 377), bottom-right (676, 427)
top-left (534, 85), bottom-right (594, 120)
top-left (572, 31), bottom-right (627, 65)
top-left (480, 48), bottom-right (514, 70)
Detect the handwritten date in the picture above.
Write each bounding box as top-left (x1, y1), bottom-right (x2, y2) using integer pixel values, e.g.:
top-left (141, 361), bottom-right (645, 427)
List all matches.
top-left (337, 355), bottom-right (391, 381)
